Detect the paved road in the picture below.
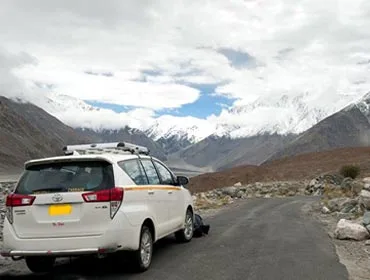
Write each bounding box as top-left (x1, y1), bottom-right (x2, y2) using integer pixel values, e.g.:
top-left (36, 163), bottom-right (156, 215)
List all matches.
top-left (0, 196), bottom-right (348, 280)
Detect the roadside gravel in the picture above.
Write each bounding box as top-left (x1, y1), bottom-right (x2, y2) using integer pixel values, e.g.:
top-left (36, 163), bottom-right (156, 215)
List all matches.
top-left (303, 201), bottom-right (370, 280)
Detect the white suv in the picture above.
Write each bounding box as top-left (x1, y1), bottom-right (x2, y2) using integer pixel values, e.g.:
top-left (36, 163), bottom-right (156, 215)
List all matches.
top-left (1, 142), bottom-right (194, 273)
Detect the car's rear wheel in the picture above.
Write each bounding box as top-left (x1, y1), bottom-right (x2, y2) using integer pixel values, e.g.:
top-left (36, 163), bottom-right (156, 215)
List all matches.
top-left (132, 225), bottom-right (153, 272)
top-left (175, 209), bottom-right (194, 243)
top-left (25, 256), bottom-right (55, 273)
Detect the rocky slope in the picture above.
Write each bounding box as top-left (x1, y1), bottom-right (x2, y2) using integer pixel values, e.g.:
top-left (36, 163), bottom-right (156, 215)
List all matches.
top-left (75, 127), bottom-right (167, 161)
top-left (0, 96), bottom-right (90, 172)
top-left (265, 93), bottom-right (370, 162)
top-left (170, 133), bottom-right (295, 171)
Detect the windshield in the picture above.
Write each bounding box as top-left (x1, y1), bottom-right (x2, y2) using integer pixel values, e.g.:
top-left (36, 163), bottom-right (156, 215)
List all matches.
top-left (15, 160), bottom-right (115, 194)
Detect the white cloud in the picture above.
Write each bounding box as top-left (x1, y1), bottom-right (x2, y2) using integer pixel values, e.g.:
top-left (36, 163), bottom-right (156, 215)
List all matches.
top-left (0, 48), bottom-right (37, 99)
top-left (1, 0), bottom-right (370, 138)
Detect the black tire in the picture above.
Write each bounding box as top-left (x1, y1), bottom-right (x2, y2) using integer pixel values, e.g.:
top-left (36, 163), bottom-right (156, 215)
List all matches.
top-left (25, 256), bottom-right (55, 273)
top-left (131, 225), bottom-right (153, 272)
top-left (175, 209), bottom-right (194, 243)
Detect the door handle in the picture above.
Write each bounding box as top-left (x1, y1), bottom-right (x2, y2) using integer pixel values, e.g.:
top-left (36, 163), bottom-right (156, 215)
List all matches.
top-left (148, 190), bottom-right (154, 195)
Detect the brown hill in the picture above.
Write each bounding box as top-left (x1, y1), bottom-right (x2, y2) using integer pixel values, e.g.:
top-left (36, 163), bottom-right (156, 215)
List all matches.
top-left (0, 96), bottom-right (90, 173)
top-left (188, 146), bottom-right (370, 193)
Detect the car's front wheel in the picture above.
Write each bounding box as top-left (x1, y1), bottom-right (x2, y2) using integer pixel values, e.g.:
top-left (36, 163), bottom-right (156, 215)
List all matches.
top-left (25, 256), bottom-right (55, 273)
top-left (175, 209), bottom-right (194, 243)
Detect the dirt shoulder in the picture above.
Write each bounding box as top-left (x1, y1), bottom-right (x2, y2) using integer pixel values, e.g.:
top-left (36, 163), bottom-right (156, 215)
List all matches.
top-left (303, 201), bottom-right (370, 280)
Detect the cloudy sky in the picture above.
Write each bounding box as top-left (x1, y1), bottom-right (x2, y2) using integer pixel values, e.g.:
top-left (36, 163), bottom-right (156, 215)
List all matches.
top-left (1, 0), bottom-right (370, 135)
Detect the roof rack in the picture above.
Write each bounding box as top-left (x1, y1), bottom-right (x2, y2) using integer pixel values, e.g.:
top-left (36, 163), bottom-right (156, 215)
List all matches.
top-left (62, 142), bottom-right (150, 156)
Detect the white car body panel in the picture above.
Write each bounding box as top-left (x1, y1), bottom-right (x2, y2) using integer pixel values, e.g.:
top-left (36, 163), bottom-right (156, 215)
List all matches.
top-left (1, 152), bottom-right (194, 258)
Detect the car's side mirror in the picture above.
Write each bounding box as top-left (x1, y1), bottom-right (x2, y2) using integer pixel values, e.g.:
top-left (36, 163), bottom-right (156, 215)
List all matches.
top-left (176, 175), bottom-right (189, 186)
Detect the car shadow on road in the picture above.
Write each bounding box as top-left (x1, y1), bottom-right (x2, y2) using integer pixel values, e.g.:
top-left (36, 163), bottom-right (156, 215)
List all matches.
top-left (1, 235), bottom-right (182, 279)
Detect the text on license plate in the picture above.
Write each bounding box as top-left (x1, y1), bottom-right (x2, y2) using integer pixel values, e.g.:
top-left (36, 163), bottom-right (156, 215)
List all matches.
top-left (48, 204), bottom-right (72, 216)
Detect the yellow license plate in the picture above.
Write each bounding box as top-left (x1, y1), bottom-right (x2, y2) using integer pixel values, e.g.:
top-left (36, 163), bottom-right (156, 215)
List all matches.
top-left (48, 204), bottom-right (72, 216)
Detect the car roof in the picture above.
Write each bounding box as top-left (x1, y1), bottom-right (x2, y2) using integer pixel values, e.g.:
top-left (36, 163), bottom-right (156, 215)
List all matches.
top-left (24, 153), bottom-right (156, 168)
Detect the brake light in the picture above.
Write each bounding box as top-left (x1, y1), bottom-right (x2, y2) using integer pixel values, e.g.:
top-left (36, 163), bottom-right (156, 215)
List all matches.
top-left (5, 194), bottom-right (35, 224)
top-left (82, 188), bottom-right (124, 219)
top-left (6, 194), bottom-right (35, 207)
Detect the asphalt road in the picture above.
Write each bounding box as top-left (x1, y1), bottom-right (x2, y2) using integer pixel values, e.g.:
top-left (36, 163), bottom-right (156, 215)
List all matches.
top-left (0, 196), bottom-right (348, 280)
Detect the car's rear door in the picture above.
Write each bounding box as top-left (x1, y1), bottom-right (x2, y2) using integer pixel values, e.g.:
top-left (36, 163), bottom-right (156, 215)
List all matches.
top-left (9, 159), bottom-right (119, 239)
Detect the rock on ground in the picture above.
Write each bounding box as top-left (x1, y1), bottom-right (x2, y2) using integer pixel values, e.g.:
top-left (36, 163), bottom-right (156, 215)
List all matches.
top-left (334, 219), bottom-right (370, 241)
top-left (363, 211), bottom-right (370, 227)
top-left (0, 181), bottom-right (17, 241)
top-left (192, 180), bottom-right (309, 211)
top-left (327, 198), bottom-right (358, 213)
top-left (305, 174), bottom-right (345, 196)
top-left (321, 206), bottom-right (331, 214)
top-left (360, 189), bottom-right (370, 210)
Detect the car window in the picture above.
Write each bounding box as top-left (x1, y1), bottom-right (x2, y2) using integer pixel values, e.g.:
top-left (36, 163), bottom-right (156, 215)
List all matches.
top-left (118, 159), bottom-right (149, 185)
top-left (15, 161), bottom-right (115, 194)
top-left (140, 159), bottom-right (160, 185)
top-left (153, 161), bottom-right (175, 185)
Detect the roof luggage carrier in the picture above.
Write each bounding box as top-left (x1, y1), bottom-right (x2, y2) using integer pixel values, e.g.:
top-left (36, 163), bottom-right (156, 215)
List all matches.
top-left (62, 142), bottom-right (150, 156)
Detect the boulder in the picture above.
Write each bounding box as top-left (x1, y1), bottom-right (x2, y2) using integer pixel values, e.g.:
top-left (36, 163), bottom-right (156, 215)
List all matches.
top-left (363, 177), bottom-right (370, 184)
top-left (341, 177), bottom-right (353, 191)
top-left (360, 189), bottom-right (370, 210)
top-left (327, 198), bottom-right (357, 213)
top-left (234, 182), bottom-right (242, 187)
top-left (363, 211), bottom-right (370, 227)
top-left (305, 178), bottom-right (323, 195)
top-left (321, 206), bottom-right (331, 214)
top-left (334, 219), bottom-right (370, 241)
top-left (351, 181), bottom-right (364, 196)
top-left (222, 186), bottom-right (238, 197)
top-left (236, 190), bottom-right (244, 199)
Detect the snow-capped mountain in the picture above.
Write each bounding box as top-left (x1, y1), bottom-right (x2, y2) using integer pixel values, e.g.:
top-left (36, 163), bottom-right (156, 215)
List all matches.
top-left (265, 91), bottom-right (370, 163)
top-left (11, 90), bottom-right (365, 152)
top-left (30, 92), bottom-right (100, 116)
top-left (145, 115), bottom-right (215, 143)
top-left (212, 92), bottom-right (357, 138)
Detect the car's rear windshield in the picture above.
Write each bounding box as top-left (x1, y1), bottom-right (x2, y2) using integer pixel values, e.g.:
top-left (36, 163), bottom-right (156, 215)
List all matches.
top-left (15, 160), bottom-right (115, 194)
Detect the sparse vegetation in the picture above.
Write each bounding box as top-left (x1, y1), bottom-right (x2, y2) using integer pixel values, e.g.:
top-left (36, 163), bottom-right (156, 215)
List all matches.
top-left (339, 164), bottom-right (360, 179)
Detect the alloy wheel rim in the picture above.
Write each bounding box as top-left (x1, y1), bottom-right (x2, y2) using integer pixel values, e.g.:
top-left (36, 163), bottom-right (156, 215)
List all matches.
top-left (184, 214), bottom-right (193, 239)
top-left (140, 231), bottom-right (152, 266)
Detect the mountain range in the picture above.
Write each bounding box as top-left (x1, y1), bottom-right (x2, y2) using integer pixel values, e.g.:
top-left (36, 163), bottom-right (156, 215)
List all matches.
top-left (1, 91), bottom-right (370, 173)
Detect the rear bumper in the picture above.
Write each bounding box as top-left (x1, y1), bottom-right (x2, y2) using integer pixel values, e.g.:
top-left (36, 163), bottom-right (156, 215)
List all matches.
top-left (1, 248), bottom-right (102, 257)
top-left (1, 212), bottom-right (141, 258)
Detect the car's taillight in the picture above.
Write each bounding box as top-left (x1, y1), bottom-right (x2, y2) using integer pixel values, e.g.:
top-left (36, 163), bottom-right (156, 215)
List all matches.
top-left (6, 194), bottom-right (35, 207)
top-left (82, 188), bottom-right (124, 219)
top-left (5, 194), bottom-right (35, 224)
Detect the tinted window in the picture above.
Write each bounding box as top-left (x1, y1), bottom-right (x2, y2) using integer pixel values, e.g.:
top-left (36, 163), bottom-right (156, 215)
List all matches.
top-left (15, 161), bottom-right (114, 194)
top-left (153, 161), bottom-right (175, 185)
top-left (140, 160), bottom-right (160, 185)
top-left (118, 159), bottom-right (149, 185)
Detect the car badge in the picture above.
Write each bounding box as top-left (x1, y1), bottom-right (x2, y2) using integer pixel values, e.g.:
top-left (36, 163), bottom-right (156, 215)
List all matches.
top-left (52, 193), bottom-right (63, 203)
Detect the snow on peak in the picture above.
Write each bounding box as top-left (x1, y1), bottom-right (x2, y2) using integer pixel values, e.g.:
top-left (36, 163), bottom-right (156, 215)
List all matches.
top-left (354, 91), bottom-right (370, 116)
top-left (213, 92), bottom-right (356, 138)
top-left (36, 92), bottom-right (100, 114)
top-left (145, 115), bottom-right (216, 143)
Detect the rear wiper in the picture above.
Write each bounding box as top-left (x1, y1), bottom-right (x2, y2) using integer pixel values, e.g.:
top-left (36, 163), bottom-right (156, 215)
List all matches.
top-left (32, 187), bottom-right (68, 193)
